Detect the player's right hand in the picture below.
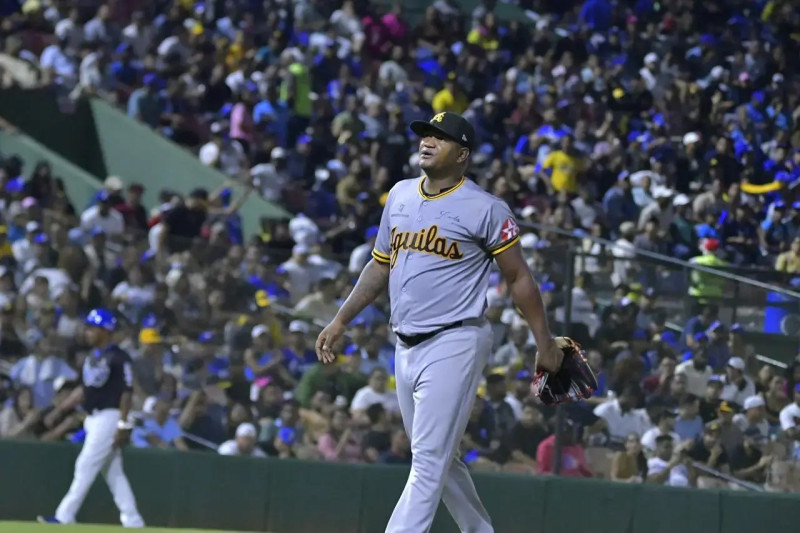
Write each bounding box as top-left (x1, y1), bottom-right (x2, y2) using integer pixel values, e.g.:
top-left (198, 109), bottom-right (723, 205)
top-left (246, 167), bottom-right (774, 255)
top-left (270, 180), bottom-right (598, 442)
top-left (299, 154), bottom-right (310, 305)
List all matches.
top-left (315, 319), bottom-right (346, 364)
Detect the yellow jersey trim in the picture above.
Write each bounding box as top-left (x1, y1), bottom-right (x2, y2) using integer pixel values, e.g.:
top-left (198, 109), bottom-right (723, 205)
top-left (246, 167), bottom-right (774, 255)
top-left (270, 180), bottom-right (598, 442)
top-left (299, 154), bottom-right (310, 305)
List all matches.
top-left (418, 176), bottom-right (466, 200)
top-left (490, 235), bottom-right (520, 256)
top-left (372, 249), bottom-right (390, 264)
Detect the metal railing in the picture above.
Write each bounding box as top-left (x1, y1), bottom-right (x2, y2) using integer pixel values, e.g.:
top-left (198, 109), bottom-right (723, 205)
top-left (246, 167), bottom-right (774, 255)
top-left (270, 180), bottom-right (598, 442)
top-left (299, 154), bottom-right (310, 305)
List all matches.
top-left (519, 220), bottom-right (800, 478)
top-left (520, 220), bottom-right (800, 298)
top-left (519, 220), bottom-right (800, 363)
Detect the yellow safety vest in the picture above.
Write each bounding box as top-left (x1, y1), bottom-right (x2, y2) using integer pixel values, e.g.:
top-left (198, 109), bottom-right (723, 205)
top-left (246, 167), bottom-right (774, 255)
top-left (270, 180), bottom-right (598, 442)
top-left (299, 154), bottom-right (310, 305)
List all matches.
top-left (689, 254), bottom-right (728, 299)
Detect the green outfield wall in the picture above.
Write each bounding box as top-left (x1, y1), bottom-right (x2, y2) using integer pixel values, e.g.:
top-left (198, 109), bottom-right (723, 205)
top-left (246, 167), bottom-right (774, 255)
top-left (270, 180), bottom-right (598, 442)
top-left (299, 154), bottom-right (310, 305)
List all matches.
top-left (0, 88), bottom-right (290, 233)
top-left (1, 440), bottom-right (798, 533)
top-left (0, 129), bottom-right (102, 210)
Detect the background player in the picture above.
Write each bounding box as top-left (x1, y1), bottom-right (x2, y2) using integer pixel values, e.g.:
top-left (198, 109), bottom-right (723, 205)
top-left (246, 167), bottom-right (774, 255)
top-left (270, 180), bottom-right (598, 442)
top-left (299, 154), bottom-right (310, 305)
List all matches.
top-left (38, 309), bottom-right (145, 528)
top-left (316, 111), bottom-right (563, 533)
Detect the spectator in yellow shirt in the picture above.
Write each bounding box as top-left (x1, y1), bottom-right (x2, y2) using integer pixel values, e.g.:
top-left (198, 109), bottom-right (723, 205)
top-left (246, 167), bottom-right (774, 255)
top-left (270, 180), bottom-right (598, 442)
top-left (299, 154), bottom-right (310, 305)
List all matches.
top-left (466, 14), bottom-right (499, 51)
top-left (432, 73), bottom-right (468, 114)
top-left (776, 237), bottom-right (800, 273)
top-left (0, 226), bottom-right (12, 261)
top-left (540, 135), bottom-right (584, 194)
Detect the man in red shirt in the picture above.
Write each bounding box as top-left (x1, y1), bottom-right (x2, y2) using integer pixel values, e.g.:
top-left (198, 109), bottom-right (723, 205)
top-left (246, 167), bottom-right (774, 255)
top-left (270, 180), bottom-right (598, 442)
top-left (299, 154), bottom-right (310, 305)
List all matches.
top-left (537, 418), bottom-right (593, 477)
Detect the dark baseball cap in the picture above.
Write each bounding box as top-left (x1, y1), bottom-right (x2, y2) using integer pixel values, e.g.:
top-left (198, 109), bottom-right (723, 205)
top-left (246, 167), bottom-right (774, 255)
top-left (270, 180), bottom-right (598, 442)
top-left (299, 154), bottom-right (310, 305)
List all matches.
top-left (410, 112), bottom-right (475, 152)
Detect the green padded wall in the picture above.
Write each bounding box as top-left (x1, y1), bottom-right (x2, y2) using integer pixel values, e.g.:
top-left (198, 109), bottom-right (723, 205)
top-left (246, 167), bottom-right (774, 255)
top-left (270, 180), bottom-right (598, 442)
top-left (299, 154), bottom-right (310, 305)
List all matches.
top-left (1, 440), bottom-right (799, 533)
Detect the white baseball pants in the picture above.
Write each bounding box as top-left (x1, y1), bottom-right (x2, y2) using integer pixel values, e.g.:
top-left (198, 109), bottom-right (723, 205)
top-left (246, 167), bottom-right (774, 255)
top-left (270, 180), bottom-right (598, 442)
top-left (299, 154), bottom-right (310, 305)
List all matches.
top-left (386, 320), bottom-right (493, 533)
top-left (55, 408), bottom-right (144, 527)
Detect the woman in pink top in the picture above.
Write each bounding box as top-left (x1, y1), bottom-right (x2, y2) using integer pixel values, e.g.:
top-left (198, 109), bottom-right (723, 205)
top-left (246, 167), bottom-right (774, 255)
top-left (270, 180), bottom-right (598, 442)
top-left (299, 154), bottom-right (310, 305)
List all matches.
top-left (381, 3), bottom-right (408, 42)
top-left (229, 88), bottom-right (255, 154)
top-left (317, 408), bottom-right (362, 462)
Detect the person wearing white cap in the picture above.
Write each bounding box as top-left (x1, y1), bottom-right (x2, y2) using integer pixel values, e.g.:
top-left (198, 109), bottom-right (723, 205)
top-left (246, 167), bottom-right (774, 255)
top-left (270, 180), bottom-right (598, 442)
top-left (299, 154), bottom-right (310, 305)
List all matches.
top-left (637, 185), bottom-right (675, 233)
top-left (218, 422), bottom-right (267, 457)
top-left (670, 193), bottom-right (695, 258)
top-left (288, 214), bottom-right (321, 247)
top-left (103, 176), bottom-right (123, 193)
top-left (279, 243), bottom-right (320, 303)
top-left (250, 147), bottom-right (290, 202)
top-left (682, 132), bottom-right (701, 147)
top-left (284, 320), bottom-right (317, 377)
top-left (131, 395), bottom-right (187, 450)
top-left (12, 221), bottom-right (41, 264)
top-left (732, 395), bottom-right (769, 438)
top-left (80, 190), bottom-right (125, 238)
top-left (198, 122), bottom-right (247, 178)
top-left (639, 53), bottom-right (659, 92)
top-left (673, 194), bottom-right (690, 208)
top-left (720, 357), bottom-right (756, 406)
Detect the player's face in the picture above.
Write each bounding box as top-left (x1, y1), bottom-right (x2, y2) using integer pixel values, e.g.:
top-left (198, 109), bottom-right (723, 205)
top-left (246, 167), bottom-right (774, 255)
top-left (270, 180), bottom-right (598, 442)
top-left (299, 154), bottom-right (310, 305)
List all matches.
top-left (85, 326), bottom-right (110, 347)
top-left (418, 134), bottom-right (467, 171)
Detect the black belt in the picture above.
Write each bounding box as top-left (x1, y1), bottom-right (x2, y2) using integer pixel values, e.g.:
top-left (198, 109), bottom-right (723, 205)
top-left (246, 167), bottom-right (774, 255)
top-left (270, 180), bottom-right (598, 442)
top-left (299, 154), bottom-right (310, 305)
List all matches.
top-left (396, 321), bottom-right (463, 347)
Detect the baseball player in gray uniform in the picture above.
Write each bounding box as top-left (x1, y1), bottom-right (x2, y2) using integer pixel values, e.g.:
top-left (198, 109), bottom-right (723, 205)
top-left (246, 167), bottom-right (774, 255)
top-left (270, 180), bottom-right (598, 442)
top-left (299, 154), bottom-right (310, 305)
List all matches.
top-left (316, 112), bottom-right (563, 533)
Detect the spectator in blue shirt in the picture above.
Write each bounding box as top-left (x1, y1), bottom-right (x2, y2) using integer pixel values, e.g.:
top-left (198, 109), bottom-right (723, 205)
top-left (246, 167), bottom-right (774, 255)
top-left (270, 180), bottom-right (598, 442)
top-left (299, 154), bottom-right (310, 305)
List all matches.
top-left (133, 395), bottom-right (188, 450)
top-left (603, 172), bottom-right (638, 233)
top-left (674, 396), bottom-right (704, 442)
top-left (705, 321), bottom-right (733, 371)
top-left (579, 0), bottom-right (613, 31)
top-left (680, 305), bottom-right (717, 350)
top-left (721, 205), bottom-right (759, 264)
top-left (10, 333), bottom-right (77, 408)
top-left (283, 320), bottom-right (318, 379)
top-left (253, 86), bottom-right (290, 146)
top-left (127, 74), bottom-right (163, 128)
top-left (760, 201), bottom-right (791, 256)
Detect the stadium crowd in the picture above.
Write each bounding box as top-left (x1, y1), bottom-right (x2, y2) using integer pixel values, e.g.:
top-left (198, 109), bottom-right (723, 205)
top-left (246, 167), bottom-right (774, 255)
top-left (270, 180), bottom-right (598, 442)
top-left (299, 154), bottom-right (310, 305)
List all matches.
top-left (0, 0), bottom-right (800, 491)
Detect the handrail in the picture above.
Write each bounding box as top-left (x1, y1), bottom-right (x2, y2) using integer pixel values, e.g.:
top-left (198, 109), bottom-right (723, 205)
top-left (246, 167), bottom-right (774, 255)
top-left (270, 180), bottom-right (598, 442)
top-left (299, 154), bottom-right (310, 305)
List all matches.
top-left (690, 461), bottom-right (765, 492)
top-left (520, 220), bottom-right (800, 300)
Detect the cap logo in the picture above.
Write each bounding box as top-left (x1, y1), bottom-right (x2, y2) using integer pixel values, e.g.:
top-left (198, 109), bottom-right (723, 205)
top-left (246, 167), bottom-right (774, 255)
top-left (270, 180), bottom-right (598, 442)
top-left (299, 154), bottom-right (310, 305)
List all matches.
top-left (462, 134), bottom-right (468, 142)
top-left (431, 112), bottom-right (445, 123)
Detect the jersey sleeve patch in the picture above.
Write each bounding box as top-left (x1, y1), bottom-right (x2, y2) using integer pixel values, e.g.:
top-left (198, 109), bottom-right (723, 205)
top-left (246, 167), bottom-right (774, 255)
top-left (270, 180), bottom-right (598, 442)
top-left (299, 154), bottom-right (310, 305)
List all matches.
top-left (372, 249), bottom-right (390, 264)
top-left (489, 218), bottom-right (520, 255)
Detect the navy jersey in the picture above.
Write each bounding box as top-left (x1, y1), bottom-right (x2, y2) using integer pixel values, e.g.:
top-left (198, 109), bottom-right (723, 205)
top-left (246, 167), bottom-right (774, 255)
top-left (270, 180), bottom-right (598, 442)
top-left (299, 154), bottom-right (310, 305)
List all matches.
top-left (82, 344), bottom-right (134, 412)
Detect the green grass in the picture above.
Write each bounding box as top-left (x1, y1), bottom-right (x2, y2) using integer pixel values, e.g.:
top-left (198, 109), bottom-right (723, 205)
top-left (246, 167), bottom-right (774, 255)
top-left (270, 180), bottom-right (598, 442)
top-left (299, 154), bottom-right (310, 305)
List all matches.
top-left (0, 523), bottom-right (265, 533)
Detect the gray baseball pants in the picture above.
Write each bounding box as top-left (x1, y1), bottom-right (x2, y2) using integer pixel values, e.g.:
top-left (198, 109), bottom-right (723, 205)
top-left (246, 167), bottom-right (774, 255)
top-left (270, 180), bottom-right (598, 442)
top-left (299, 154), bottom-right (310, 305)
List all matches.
top-left (385, 319), bottom-right (493, 533)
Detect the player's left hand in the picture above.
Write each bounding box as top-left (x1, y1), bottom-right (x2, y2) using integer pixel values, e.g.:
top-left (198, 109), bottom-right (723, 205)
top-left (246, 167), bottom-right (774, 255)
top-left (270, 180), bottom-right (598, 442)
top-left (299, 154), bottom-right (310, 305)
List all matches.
top-left (535, 338), bottom-right (564, 374)
top-left (113, 428), bottom-right (132, 449)
top-left (532, 337), bottom-right (598, 407)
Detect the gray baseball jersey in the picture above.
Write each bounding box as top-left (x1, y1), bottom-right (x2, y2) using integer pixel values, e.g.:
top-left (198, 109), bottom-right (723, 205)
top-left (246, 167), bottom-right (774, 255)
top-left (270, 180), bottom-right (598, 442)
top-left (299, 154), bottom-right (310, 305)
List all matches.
top-left (371, 176), bottom-right (520, 335)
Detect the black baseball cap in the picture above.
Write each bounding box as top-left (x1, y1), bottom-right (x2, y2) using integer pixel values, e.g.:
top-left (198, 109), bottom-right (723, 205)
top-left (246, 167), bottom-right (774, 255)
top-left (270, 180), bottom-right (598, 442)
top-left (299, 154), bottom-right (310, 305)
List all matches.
top-left (410, 112), bottom-right (475, 152)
